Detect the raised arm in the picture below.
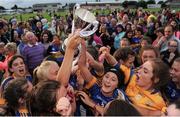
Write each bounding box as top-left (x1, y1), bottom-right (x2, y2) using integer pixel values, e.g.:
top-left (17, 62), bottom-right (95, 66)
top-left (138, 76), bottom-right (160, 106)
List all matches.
top-left (86, 52), bottom-right (104, 76)
top-left (57, 31), bottom-right (82, 86)
top-left (99, 46), bottom-right (118, 66)
top-left (78, 40), bottom-right (93, 82)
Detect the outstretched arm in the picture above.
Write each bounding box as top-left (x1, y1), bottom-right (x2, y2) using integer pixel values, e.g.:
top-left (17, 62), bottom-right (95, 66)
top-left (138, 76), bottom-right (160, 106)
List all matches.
top-left (78, 40), bottom-right (93, 82)
top-left (57, 31), bottom-right (82, 86)
top-left (86, 52), bottom-right (104, 76)
top-left (99, 46), bottom-right (118, 66)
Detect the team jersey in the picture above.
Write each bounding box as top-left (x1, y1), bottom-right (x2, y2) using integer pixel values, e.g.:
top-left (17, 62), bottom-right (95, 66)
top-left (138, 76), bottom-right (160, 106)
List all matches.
top-left (1, 75), bottom-right (33, 92)
top-left (14, 107), bottom-right (31, 116)
top-left (86, 77), bottom-right (128, 107)
top-left (114, 63), bottom-right (134, 90)
top-left (126, 75), bottom-right (167, 112)
top-left (165, 81), bottom-right (180, 103)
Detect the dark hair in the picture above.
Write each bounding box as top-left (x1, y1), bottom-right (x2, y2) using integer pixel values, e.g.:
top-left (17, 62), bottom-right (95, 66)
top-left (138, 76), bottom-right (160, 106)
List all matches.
top-left (106, 68), bottom-right (125, 88)
top-left (104, 99), bottom-right (141, 116)
top-left (155, 27), bottom-right (164, 34)
top-left (124, 30), bottom-right (134, 39)
top-left (140, 45), bottom-right (160, 60)
top-left (113, 47), bottom-right (135, 62)
top-left (125, 23), bottom-right (132, 31)
top-left (87, 45), bottom-right (99, 61)
top-left (165, 25), bottom-right (175, 32)
top-left (171, 98), bottom-right (180, 109)
top-left (8, 55), bottom-right (25, 75)
top-left (141, 36), bottom-right (152, 44)
top-left (115, 24), bottom-right (124, 34)
top-left (3, 78), bottom-right (29, 109)
top-left (31, 80), bottom-right (60, 115)
top-left (53, 34), bottom-right (60, 40)
top-left (150, 59), bottom-right (170, 97)
top-left (136, 26), bottom-right (144, 35)
top-left (41, 32), bottom-right (51, 43)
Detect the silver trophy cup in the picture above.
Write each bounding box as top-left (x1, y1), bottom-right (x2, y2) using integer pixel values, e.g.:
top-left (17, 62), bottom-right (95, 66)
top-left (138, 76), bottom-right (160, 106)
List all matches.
top-left (62, 4), bottom-right (99, 69)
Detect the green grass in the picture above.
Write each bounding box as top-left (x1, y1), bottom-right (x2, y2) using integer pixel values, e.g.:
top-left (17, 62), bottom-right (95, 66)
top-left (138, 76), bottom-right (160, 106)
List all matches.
top-left (0, 10), bottom-right (68, 21)
top-left (1, 8), bottom-right (179, 22)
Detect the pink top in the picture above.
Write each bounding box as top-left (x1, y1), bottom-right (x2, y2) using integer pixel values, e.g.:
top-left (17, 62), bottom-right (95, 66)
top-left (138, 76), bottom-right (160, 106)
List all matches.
top-left (93, 34), bottom-right (103, 45)
top-left (0, 55), bottom-right (12, 71)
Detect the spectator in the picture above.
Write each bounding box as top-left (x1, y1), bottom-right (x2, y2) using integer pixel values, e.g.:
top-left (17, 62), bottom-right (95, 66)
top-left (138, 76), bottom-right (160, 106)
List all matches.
top-left (114, 24), bottom-right (125, 49)
top-left (0, 42), bottom-right (17, 78)
top-left (1, 55), bottom-right (33, 92)
top-left (161, 39), bottom-right (179, 66)
top-left (160, 25), bottom-right (180, 54)
top-left (165, 57), bottom-right (180, 103)
top-left (22, 32), bottom-right (45, 75)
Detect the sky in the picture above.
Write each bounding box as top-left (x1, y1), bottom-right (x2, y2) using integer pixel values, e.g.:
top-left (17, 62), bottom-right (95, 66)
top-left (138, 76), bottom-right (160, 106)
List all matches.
top-left (0, 0), bottom-right (165, 9)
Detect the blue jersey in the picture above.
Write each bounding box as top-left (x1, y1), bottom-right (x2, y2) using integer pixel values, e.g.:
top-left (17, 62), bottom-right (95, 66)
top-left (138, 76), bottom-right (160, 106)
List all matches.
top-left (165, 81), bottom-right (180, 103)
top-left (1, 75), bottom-right (33, 92)
top-left (88, 83), bottom-right (127, 107)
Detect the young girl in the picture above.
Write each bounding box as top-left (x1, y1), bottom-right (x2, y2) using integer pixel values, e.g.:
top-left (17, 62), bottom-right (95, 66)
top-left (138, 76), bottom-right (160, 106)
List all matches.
top-left (77, 40), bottom-right (127, 115)
top-left (100, 47), bottom-right (170, 115)
top-left (1, 55), bottom-right (32, 91)
top-left (33, 60), bottom-right (59, 85)
top-left (107, 55), bottom-right (169, 115)
top-left (126, 59), bottom-right (170, 116)
top-left (0, 55), bottom-right (32, 116)
top-left (3, 78), bottom-right (33, 116)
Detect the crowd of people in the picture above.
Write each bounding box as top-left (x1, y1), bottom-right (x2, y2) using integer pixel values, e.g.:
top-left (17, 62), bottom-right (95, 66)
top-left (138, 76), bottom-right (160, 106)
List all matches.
top-left (0, 7), bottom-right (179, 116)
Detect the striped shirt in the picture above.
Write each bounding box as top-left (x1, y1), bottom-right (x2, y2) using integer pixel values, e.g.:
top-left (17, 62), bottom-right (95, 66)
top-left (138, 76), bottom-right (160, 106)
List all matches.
top-left (22, 43), bottom-right (45, 70)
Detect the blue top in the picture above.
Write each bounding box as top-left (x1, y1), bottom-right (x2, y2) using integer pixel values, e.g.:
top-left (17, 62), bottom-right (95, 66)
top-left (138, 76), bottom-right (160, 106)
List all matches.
top-left (165, 81), bottom-right (180, 103)
top-left (1, 75), bottom-right (33, 92)
top-left (114, 32), bottom-right (125, 49)
top-left (88, 83), bottom-right (128, 107)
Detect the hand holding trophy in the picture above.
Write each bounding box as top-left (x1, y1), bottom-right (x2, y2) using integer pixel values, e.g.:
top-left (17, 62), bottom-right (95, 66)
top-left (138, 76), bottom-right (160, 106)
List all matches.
top-left (62, 4), bottom-right (99, 69)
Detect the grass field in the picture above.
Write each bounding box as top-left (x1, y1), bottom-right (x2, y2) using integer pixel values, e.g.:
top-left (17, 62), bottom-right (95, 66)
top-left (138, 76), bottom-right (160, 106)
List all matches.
top-left (0, 8), bottom-right (179, 22)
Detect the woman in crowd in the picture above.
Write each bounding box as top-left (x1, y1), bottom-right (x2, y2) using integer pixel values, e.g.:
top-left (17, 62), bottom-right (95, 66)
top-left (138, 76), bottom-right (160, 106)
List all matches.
top-left (100, 46), bottom-right (170, 115)
top-left (3, 78), bottom-right (33, 116)
top-left (114, 24), bottom-right (125, 49)
top-left (0, 42), bottom-right (17, 78)
top-left (41, 32), bottom-right (52, 52)
top-left (77, 40), bottom-right (127, 116)
top-left (1, 55), bottom-right (32, 92)
top-left (47, 34), bottom-right (62, 55)
top-left (31, 30), bottom-right (82, 116)
top-left (33, 60), bottom-right (59, 85)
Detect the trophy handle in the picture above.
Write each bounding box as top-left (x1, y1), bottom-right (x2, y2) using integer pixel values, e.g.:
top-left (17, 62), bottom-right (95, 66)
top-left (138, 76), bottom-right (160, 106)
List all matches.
top-left (80, 20), bottom-right (99, 37)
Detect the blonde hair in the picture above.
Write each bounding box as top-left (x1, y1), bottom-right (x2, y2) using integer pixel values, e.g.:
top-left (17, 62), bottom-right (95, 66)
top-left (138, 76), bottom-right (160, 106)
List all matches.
top-left (4, 42), bottom-right (17, 53)
top-left (25, 31), bottom-right (35, 39)
top-left (33, 61), bottom-right (58, 85)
